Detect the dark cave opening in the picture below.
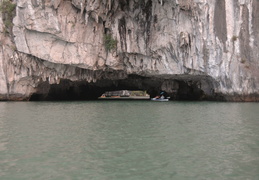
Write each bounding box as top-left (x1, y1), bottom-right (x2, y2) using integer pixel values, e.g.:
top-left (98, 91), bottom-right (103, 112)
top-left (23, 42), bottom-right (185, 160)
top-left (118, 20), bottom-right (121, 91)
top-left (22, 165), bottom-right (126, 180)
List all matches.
top-left (29, 75), bottom-right (216, 101)
top-left (176, 81), bottom-right (206, 100)
top-left (29, 80), bottom-right (104, 101)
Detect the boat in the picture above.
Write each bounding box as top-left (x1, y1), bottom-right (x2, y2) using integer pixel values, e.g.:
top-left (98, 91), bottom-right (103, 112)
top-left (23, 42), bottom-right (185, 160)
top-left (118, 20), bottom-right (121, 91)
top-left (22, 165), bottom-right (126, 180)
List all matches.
top-left (151, 98), bottom-right (169, 102)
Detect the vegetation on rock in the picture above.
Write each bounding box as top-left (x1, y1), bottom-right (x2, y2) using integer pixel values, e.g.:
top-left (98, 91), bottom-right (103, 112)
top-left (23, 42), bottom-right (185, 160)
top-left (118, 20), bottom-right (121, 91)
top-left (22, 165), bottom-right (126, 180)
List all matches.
top-left (104, 34), bottom-right (117, 52)
top-left (0, 0), bottom-right (16, 35)
top-left (231, 35), bottom-right (238, 42)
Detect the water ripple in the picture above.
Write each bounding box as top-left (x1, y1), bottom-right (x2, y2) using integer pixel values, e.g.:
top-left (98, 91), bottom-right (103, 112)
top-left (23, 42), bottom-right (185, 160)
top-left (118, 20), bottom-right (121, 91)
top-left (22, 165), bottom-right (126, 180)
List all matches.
top-left (0, 101), bottom-right (258, 180)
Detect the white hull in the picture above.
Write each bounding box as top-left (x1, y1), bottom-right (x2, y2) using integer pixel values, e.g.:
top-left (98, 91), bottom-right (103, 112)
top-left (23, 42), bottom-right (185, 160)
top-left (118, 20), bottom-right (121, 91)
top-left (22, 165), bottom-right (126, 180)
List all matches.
top-left (151, 98), bottom-right (169, 102)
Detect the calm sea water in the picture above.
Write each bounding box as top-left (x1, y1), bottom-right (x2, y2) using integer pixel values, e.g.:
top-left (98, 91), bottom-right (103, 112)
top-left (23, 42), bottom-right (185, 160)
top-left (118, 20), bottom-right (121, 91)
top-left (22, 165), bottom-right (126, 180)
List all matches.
top-left (0, 101), bottom-right (258, 180)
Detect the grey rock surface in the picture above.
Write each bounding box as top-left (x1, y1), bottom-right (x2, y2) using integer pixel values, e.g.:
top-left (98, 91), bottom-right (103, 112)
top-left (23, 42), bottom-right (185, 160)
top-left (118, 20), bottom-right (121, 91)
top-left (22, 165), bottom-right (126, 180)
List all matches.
top-left (0, 0), bottom-right (258, 101)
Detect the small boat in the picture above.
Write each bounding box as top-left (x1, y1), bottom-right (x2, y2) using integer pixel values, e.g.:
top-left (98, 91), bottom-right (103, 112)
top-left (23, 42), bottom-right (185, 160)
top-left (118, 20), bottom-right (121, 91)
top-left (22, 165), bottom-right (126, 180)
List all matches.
top-left (151, 98), bottom-right (169, 102)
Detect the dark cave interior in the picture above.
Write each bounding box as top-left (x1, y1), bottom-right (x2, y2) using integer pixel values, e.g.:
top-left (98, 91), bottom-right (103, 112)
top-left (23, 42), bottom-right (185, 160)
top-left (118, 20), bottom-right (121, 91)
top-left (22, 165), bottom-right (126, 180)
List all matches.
top-left (29, 75), bottom-right (217, 101)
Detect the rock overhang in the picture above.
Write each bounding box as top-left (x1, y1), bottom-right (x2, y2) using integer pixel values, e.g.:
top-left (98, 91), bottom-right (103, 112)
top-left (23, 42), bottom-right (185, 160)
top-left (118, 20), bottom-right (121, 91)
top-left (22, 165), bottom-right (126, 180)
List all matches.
top-left (1, 0), bottom-right (259, 101)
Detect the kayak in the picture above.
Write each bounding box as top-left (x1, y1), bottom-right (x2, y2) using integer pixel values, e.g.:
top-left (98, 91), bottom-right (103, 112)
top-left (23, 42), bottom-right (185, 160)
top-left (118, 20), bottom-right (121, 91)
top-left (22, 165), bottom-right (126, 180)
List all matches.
top-left (151, 98), bottom-right (169, 102)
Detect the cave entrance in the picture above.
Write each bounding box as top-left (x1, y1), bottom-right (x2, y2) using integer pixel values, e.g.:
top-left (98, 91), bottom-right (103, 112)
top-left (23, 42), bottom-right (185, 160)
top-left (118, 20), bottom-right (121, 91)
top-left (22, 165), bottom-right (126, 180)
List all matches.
top-left (29, 75), bottom-right (216, 101)
top-left (29, 79), bottom-right (105, 101)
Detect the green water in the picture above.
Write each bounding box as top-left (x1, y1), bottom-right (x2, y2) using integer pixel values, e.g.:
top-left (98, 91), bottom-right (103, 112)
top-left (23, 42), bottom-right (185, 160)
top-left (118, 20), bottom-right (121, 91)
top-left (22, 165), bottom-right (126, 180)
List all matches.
top-left (0, 101), bottom-right (258, 180)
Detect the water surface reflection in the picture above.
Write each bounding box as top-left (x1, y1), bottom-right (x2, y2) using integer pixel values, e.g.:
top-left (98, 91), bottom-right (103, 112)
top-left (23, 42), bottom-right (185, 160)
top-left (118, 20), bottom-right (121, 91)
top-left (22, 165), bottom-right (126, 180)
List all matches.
top-left (0, 101), bottom-right (258, 180)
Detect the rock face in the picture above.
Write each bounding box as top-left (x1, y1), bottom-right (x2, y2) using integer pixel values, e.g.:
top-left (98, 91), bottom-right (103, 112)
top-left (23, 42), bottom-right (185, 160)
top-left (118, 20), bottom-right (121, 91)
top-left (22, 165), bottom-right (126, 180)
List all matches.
top-left (0, 0), bottom-right (258, 101)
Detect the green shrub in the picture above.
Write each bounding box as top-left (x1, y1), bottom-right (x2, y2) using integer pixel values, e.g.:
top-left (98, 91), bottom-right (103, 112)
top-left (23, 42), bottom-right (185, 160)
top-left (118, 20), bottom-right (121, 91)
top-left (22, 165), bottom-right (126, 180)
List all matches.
top-left (104, 34), bottom-right (117, 52)
top-left (231, 35), bottom-right (238, 42)
top-left (0, 0), bottom-right (16, 34)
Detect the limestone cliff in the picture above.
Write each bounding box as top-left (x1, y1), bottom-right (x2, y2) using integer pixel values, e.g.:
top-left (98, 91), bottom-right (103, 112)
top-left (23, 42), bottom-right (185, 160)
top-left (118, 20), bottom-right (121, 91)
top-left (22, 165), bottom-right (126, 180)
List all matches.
top-left (0, 0), bottom-right (258, 101)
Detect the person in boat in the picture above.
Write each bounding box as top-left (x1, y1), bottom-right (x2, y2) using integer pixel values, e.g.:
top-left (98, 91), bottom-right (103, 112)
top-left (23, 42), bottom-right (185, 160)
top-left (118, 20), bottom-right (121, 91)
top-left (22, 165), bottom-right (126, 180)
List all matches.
top-left (155, 91), bottom-right (168, 99)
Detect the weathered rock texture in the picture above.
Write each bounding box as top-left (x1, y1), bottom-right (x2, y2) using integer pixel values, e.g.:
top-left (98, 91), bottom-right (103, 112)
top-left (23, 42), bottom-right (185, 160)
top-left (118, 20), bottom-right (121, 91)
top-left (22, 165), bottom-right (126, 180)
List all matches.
top-left (0, 0), bottom-right (258, 101)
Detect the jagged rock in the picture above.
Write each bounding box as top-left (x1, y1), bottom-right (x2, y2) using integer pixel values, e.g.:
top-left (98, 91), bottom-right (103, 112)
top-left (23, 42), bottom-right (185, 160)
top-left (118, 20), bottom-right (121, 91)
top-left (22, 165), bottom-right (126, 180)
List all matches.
top-left (0, 0), bottom-right (258, 101)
